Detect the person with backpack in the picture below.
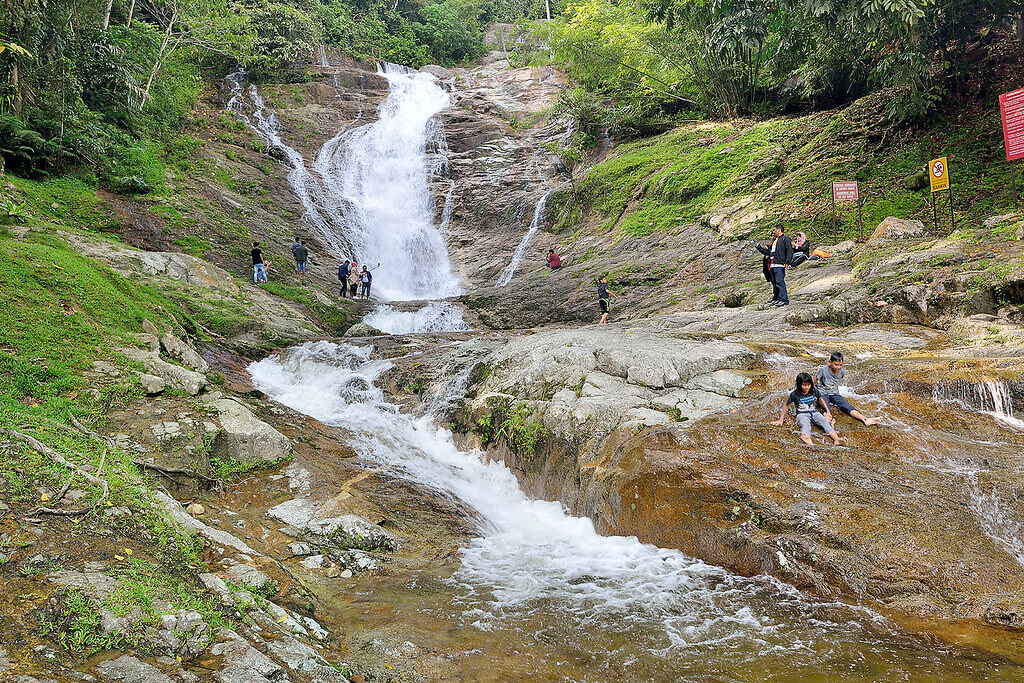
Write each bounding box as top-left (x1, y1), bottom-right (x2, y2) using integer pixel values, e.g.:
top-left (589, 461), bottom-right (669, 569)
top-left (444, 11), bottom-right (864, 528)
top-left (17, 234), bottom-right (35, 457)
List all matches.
top-left (360, 266), bottom-right (372, 299)
top-left (338, 260), bottom-right (350, 297)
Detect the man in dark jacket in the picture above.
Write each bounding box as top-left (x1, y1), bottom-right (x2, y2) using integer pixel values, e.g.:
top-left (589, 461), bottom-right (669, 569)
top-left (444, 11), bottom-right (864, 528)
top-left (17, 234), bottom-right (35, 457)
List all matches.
top-left (755, 225), bottom-right (793, 306)
top-left (338, 260), bottom-right (350, 297)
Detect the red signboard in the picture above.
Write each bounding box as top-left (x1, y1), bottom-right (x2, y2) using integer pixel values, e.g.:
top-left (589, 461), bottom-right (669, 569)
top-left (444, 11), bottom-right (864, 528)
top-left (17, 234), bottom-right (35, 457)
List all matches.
top-left (832, 181), bottom-right (858, 203)
top-left (1000, 88), bottom-right (1024, 162)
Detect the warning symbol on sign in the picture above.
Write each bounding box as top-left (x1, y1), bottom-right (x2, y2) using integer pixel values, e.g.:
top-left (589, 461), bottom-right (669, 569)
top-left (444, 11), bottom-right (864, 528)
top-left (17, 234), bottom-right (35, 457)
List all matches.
top-left (929, 156), bottom-right (949, 193)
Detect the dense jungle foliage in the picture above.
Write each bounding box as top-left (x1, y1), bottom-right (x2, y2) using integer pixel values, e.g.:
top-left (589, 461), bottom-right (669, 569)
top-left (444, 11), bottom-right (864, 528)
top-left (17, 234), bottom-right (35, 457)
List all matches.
top-left (1, 0), bottom-right (1022, 191)
top-left (0, 0), bottom-right (559, 185)
top-left (532, 0), bottom-right (1024, 136)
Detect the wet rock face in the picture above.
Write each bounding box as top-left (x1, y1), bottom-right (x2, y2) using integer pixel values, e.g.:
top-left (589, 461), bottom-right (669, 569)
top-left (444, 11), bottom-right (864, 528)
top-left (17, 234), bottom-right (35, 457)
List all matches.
top-left (439, 65), bottom-right (571, 291)
top-left (458, 332), bottom-right (1024, 633)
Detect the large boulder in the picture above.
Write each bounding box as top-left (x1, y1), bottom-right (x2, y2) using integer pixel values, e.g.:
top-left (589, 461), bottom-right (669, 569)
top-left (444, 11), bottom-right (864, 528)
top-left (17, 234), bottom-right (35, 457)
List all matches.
top-left (207, 397), bottom-right (291, 464)
top-left (419, 64), bottom-right (452, 79)
top-left (343, 322), bottom-right (385, 338)
top-left (869, 216), bottom-right (925, 241)
top-left (122, 348), bottom-right (207, 395)
top-left (160, 332), bottom-right (210, 373)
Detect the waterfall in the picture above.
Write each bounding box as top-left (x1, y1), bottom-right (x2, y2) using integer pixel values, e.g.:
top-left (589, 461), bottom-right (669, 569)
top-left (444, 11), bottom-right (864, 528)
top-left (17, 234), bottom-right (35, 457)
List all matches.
top-left (312, 64), bottom-right (461, 301)
top-left (496, 189), bottom-right (554, 287)
top-left (226, 70), bottom-right (355, 258)
top-left (227, 66), bottom-right (462, 302)
top-left (931, 379), bottom-right (1023, 430)
top-left (362, 302), bottom-right (471, 334)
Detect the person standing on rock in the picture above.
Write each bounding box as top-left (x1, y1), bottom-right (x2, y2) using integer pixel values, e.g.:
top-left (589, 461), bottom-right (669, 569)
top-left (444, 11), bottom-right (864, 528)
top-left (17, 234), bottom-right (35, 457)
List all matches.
top-left (755, 225), bottom-right (793, 306)
top-left (773, 372), bottom-right (848, 446)
top-left (251, 241), bottom-right (268, 283)
top-left (294, 240), bottom-right (309, 278)
top-left (338, 260), bottom-right (350, 297)
top-left (360, 265), bottom-right (372, 299)
top-left (597, 275), bottom-right (617, 324)
top-left (348, 263), bottom-right (360, 298)
top-left (291, 236), bottom-right (301, 257)
top-left (816, 352), bottom-right (883, 426)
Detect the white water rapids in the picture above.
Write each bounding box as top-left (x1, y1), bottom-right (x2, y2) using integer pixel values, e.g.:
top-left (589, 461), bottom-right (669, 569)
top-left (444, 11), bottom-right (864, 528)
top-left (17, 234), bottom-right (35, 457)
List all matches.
top-left (247, 341), bottom-right (1015, 679)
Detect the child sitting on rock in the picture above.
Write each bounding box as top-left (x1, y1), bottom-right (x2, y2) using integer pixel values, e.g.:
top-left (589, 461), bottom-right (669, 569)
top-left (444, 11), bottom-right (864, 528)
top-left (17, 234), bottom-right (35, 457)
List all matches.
top-left (773, 372), bottom-right (848, 446)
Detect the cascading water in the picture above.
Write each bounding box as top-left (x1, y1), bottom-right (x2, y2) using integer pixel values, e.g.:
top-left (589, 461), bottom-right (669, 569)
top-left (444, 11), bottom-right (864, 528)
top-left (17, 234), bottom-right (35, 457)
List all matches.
top-left (248, 341), bottom-right (1019, 680)
top-left (497, 189), bottom-right (554, 287)
top-left (932, 378), bottom-right (1024, 430)
top-left (312, 64), bottom-right (461, 301)
top-left (226, 70), bottom-right (355, 258)
top-left (227, 65), bottom-right (463, 303)
top-left (362, 301), bottom-right (471, 334)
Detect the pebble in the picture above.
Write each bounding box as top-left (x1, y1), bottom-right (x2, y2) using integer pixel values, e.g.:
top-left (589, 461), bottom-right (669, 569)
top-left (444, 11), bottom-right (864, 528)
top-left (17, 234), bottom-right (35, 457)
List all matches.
top-left (186, 502), bottom-right (206, 516)
top-left (340, 569), bottom-right (353, 579)
top-left (104, 506), bottom-right (132, 517)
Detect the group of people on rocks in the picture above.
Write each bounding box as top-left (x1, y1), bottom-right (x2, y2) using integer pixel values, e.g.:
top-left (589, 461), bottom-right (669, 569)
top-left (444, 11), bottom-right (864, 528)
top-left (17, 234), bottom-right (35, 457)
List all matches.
top-left (774, 352), bottom-right (883, 446)
top-left (337, 259), bottom-right (373, 299)
top-left (249, 238), bottom-right (375, 300)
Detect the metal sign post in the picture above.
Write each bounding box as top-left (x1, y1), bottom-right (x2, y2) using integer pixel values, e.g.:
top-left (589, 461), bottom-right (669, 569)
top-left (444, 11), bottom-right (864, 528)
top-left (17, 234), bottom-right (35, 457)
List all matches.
top-left (831, 181), bottom-right (860, 238)
top-left (929, 157), bottom-right (950, 232)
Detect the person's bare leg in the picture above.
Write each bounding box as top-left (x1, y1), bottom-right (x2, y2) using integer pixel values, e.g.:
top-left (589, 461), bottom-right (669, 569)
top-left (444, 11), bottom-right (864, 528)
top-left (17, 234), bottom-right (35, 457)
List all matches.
top-left (829, 431), bottom-right (848, 446)
top-left (599, 313), bottom-right (608, 324)
top-left (850, 409), bottom-right (882, 426)
top-left (799, 433), bottom-right (813, 446)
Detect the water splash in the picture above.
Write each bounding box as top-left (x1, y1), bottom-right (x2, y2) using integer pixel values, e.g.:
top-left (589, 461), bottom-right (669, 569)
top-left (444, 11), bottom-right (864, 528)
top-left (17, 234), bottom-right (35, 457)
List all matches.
top-left (363, 302), bottom-right (471, 334)
top-left (497, 189), bottom-right (554, 287)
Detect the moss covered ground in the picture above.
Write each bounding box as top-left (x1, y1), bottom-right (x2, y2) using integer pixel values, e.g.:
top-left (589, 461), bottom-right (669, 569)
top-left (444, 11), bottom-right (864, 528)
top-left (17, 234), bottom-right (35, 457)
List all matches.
top-left (557, 87), bottom-right (1023, 246)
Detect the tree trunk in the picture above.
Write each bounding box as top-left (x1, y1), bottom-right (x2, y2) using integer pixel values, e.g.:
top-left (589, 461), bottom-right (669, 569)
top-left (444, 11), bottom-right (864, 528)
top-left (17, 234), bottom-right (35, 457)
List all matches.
top-left (127, 0), bottom-right (136, 26)
top-left (11, 61), bottom-right (21, 115)
top-left (1016, 13), bottom-right (1024, 42)
top-left (102, 0), bottom-right (114, 29)
top-left (144, 9), bottom-right (177, 102)
top-left (545, 0), bottom-right (551, 21)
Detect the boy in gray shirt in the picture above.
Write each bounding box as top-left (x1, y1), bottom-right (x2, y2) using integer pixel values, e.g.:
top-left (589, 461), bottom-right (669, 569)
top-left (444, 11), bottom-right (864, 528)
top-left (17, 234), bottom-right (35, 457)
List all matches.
top-left (816, 351), bottom-right (882, 426)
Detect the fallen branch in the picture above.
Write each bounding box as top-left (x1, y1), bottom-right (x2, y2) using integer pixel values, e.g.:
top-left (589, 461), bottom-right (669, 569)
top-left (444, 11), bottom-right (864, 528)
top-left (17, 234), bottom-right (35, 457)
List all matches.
top-left (23, 506), bottom-right (92, 517)
top-left (3, 429), bottom-right (109, 501)
top-left (68, 411), bottom-right (117, 449)
top-left (133, 460), bottom-right (223, 490)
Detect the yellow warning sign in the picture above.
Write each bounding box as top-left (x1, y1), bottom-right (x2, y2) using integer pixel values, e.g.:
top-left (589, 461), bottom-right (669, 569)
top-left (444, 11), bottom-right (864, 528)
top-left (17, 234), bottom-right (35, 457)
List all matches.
top-left (929, 156), bottom-right (949, 192)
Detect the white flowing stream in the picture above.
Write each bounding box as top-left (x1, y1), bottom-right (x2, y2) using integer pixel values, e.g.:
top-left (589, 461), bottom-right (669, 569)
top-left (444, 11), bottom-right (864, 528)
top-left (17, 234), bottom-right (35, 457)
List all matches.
top-left (497, 189), bottom-right (555, 287)
top-left (248, 342), bottom-right (1017, 679)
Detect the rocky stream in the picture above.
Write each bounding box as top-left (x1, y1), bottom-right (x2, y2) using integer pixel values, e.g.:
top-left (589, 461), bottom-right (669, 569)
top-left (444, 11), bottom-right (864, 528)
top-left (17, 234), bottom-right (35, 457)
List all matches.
top-left (5, 46), bottom-right (1024, 683)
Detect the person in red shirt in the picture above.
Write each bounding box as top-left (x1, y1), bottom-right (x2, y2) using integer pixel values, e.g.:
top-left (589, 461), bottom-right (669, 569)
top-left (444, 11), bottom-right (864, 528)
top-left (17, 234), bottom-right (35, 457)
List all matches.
top-left (547, 249), bottom-right (562, 270)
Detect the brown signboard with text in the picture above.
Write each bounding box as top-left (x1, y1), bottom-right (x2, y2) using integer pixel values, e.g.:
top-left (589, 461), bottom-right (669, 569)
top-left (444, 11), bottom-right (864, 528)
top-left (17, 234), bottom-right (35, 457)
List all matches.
top-left (832, 181), bottom-right (858, 203)
top-left (1001, 88), bottom-right (1024, 162)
